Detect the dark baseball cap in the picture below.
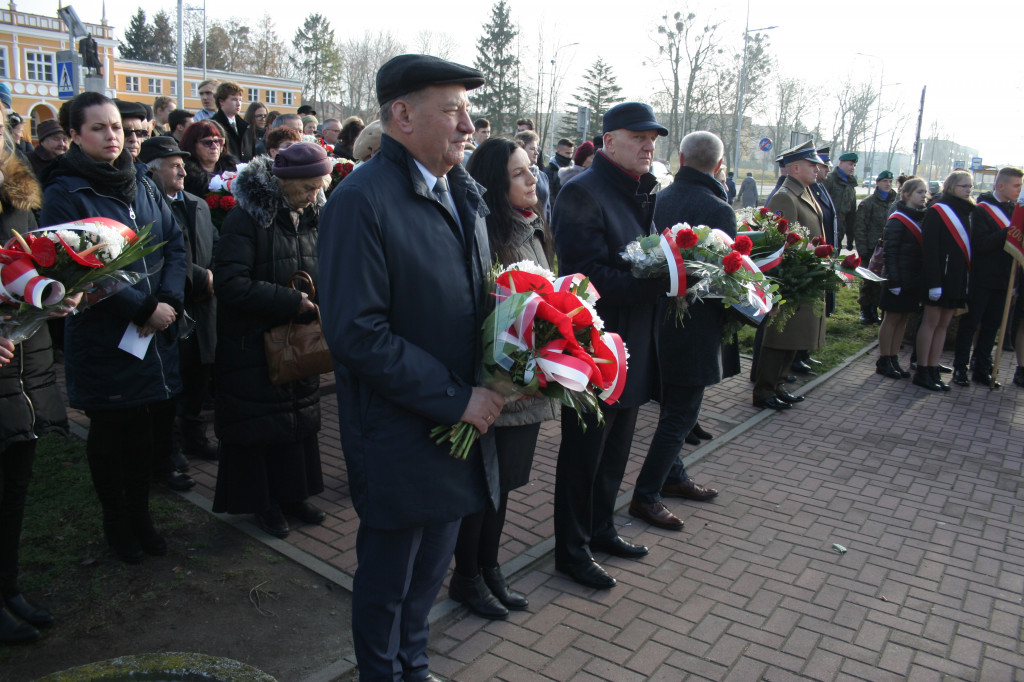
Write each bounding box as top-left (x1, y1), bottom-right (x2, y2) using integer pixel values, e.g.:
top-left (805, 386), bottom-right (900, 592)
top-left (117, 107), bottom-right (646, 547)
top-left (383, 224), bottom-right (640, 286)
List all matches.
top-left (376, 54), bottom-right (484, 106)
top-left (138, 136), bottom-right (190, 164)
top-left (602, 102), bottom-right (668, 136)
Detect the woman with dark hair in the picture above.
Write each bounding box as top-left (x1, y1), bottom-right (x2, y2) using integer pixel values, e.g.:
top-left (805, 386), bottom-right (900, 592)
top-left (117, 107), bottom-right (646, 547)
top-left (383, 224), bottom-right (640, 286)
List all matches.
top-left (877, 177), bottom-right (927, 379)
top-left (335, 116), bottom-right (363, 160)
top-left (914, 170), bottom-right (975, 391)
top-left (449, 138), bottom-right (558, 619)
top-left (242, 102), bottom-right (268, 157)
top-left (0, 108), bottom-right (76, 643)
top-left (39, 91), bottom-right (187, 564)
top-left (179, 119), bottom-right (239, 196)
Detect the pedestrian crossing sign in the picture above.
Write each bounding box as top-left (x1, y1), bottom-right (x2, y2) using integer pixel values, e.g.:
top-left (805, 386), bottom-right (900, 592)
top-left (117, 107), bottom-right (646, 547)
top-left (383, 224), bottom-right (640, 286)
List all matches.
top-left (57, 60), bottom-right (75, 99)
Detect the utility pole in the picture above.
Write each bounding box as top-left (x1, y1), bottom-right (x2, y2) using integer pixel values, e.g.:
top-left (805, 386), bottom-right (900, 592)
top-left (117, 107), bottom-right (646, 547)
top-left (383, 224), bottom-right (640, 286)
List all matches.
top-left (912, 86), bottom-right (926, 176)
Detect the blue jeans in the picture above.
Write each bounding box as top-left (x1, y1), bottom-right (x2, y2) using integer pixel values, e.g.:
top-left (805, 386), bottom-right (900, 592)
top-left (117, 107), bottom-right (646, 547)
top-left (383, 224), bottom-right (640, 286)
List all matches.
top-left (633, 384), bottom-right (704, 504)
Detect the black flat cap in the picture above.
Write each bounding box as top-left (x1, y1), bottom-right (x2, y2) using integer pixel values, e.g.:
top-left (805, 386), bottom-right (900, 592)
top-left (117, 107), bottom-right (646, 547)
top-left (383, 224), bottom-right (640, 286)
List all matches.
top-left (114, 99), bottom-right (149, 121)
top-left (376, 54), bottom-right (484, 106)
top-left (138, 136), bottom-right (190, 164)
top-left (602, 102), bottom-right (668, 136)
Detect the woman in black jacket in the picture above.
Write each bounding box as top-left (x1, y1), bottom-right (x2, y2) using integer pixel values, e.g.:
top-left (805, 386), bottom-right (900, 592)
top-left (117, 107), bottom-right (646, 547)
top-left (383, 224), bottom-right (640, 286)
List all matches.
top-left (914, 170), bottom-right (975, 391)
top-left (211, 143), bottom-right (331, 539)
top-left (877, 177), bottom-right (928, 379)
top-left (179, 119), bottom-right (239, 197)
top-left (0, 137), bottom-right (73, 643)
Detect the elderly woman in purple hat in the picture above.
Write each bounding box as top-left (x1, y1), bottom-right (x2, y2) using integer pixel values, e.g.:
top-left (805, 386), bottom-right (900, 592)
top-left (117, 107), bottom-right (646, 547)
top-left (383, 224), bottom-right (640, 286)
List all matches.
top-left (211, 142), bottom-right (333, 538)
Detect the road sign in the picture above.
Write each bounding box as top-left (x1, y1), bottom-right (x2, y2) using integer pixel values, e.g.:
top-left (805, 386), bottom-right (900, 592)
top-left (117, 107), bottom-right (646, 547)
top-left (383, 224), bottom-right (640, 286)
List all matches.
top-left (759, 138), bottom-right (773, 152)
top-left (970, 157), bottom-right (983, 171)
top-left (56, 50), bottom-right (76, 99)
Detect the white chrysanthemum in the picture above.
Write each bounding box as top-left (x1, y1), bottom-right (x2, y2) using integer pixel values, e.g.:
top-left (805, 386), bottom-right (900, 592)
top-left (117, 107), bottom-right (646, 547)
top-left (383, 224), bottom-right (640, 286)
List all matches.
top-left (54, 230), bottom-right (82, 248)
top-left (503, 260), bottom-right (556, 280)
top-left (90, 224), bottom-right (126, 261)
top-left (579, 296), bottom-right (604, 331)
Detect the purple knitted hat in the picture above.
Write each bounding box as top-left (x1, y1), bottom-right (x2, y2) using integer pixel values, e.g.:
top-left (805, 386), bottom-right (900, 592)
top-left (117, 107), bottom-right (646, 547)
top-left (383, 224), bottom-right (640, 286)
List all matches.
top-left (272, 141), bottom-right (333, 179)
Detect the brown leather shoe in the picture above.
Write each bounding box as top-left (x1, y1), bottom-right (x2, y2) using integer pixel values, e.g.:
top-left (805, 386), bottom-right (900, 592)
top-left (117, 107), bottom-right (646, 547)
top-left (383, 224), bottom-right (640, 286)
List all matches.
top-left (660, 479), bottom-right (719, 502)
top-left (628, 499), bottom-right (684, 530)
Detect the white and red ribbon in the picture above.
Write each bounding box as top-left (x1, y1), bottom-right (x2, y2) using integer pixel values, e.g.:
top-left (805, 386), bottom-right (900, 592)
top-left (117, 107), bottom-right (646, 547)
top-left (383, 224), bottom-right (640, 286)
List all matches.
top-left (596, 331), bottom-right (627, 404)
top-left (933, 203), bottom-right (971, 267)
top-left (979, 201), bottom-right (1011, 229)
top-left (553, 273), bottom-right (601, 302)
top-left (659, 228), bottom-right (687, 297)
top-left (754, 245), bottom-right (785, 271)
top-left (534, 339), bottom-right (592, 393)
top-left (890, 211), bottom-right (922, 245)
top-left (0, 257), bottom-right (65, 308)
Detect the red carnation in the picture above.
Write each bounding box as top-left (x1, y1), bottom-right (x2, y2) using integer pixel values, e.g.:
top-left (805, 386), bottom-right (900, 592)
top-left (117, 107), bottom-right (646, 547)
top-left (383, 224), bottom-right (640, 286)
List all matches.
top-left (733, 234), bottom-right (753, 255)
top-left (204, 194), bottom-right (219, 210)
top-left (814, 244), bottom-right (834, 258)
top-left (334, 162), bottom-right (345, 173)
top-left (675, 228), bottom-right (699, 250)
top-left (777, 217), bottom-right (790, 230)
top-left (810, 235), bottom-right (824, 246)
top-left (842, 254), bottom-right (861, 269)
top-left (786, 232), bottom-right (802, 246)
top-left (723, 251), bottom-right (743, 274)
top-left (759, 207), bottom-right (770, 216)
top-left (220, 195), bottom-right (236, 210)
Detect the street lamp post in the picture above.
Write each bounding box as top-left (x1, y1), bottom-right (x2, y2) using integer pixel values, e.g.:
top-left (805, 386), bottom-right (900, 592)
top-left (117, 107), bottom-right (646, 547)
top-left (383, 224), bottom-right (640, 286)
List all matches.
top-left (732, 1), bottom-right (776, 178)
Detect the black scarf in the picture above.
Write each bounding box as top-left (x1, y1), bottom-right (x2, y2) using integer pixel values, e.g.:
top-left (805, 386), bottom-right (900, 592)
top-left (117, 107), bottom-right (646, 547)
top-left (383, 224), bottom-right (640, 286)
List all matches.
top-left (57, 142), bottom-right (137, 205)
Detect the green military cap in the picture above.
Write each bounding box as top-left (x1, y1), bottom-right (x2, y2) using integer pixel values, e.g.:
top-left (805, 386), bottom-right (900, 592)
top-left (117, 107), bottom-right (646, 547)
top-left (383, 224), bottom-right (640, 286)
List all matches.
top-left (876, 170), bottom-right (894, 181)
top-left (838, 152), bottom-right (858, 163)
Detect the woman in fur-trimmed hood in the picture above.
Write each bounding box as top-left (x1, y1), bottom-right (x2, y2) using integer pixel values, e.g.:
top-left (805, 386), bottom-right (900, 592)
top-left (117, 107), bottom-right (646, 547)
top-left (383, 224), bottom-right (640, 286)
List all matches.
top-left (211, 143), bottom-right (333, 539)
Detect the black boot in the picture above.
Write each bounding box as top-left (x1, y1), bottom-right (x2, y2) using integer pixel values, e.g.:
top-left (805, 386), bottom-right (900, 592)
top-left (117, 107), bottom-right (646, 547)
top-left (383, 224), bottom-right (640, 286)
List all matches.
top-left (913, 366), bottom-right (942, 392)
top-left (103, 518), bottom-right (144, 564)
top-left (0, 608), bottom-right (38, 644)
top-left (1014, 366), bottom-right (1024, 387)
top-left (481, 565), bottom-right (528, 610)
top-left (952, 367), bottom-right (970, 387)
top-left (133, 516), bottom-right (167, 556)
top-left (876, 356), bottom-right (900, 378)
top-left (449, 571), bottom-right (508, 620)
top-left (890, 356), bottom-right (911, 378)
top-left (931, 366), bottom-right (951, 391)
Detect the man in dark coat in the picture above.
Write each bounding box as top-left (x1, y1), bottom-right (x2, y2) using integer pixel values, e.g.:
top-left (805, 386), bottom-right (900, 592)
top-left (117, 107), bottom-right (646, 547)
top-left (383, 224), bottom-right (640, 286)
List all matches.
top-left (211, 82), bottom-right (252, 162)
top-left (739, 172), bottom-right (758, 207)
top-left (854, 170), bottom-right (896, 324)
top-left (825, 152), bottom-right (859, 250)
top-left (811, 148), bottom-right (839, 321)
top-left (952, 166), bottom-right (1024, 386)
top-left (628, 131), bottom-right (730, 532)
top-left (318, 55), bottom-right (502, 680)
top-left (544, 137), bottom-right (574, 201)
top-left (139, 137), bottom-right (219, 468)
top-left (551, 102), bottom-right (669, 590)
top-left (725, 170), bottom-right (737, 205)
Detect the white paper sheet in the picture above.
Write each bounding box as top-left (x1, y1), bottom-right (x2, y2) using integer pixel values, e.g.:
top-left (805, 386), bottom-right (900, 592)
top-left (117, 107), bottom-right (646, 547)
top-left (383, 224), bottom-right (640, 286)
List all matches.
top-left (118, 322), bottom-right (153, 360)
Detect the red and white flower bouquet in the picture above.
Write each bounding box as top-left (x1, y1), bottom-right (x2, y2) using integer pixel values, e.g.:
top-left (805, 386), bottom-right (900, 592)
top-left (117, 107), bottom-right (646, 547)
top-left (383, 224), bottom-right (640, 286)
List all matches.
top-left (431, 261), bottom-right (629, 459)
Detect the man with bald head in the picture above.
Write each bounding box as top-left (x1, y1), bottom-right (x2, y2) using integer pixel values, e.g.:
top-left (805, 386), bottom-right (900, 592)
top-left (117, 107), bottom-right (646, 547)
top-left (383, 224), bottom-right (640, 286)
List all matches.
top-left (319, 54), bottom-right (501, 680)
top-left (629, 131), bottom-right (731, 532)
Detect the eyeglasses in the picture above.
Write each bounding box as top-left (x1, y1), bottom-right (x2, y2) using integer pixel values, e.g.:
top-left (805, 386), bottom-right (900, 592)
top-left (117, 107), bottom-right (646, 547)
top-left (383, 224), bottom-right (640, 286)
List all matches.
top-left (255, 113), bottom-right (268, 120)
top-left (124, 129), bottom-right (148, 139)
top-left (199, 138), bottom-right (224, 148)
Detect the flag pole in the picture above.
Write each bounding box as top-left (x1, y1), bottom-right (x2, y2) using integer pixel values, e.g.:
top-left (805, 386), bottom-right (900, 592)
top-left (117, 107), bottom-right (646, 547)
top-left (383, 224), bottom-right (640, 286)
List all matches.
top-left (992, 267), bottom-right (1016, 389)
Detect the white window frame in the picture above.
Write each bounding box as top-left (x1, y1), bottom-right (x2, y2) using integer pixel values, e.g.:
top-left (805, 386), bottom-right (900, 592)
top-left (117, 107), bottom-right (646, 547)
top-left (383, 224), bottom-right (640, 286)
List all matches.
top-left (25, 51), bottom-right (54, 82)
top-left (170, 80), bottom-right (177, 96)
top-left (190, 82), bottom-right (198, 97)
top-left (248, 87), bottom-right (258, 102)
top-left (148, 78), bottom-right (162, 94)
top-left (0, 47), bottom-right (8, 78)
top-left (266, 90), bottom-right (277, 105)
top-left (283, 92), bottom-right (294, 106)
top-left (125, 76), bottom-right (140, 92)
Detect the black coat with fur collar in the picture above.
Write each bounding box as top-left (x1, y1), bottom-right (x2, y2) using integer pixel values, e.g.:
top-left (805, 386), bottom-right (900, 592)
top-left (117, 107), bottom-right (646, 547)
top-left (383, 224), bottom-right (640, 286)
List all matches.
top-left (212, 156), bottom-right (322, 445)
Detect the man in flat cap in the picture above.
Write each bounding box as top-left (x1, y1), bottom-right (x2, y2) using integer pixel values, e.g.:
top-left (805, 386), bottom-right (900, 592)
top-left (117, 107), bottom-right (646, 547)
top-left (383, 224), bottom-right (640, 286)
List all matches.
top-left (826, 151), bottom-right (859, 251)
top-left (854, 170), bottom-right (895, 324)
top-left (550, 102), bottom-right (670, 590)
top-left (114, 100), bottom-right (150, 161)
top-left (319, 54), bottom-right (502, 680)
top-left (754, 141), bottom-right (827, 410)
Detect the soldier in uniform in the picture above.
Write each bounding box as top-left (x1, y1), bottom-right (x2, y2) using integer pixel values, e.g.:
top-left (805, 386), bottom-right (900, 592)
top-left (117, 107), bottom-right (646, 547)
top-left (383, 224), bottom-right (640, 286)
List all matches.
top-left (752, 141), bottom-right (827, 410)
top-left (826, 152), bottom-right (859, 251)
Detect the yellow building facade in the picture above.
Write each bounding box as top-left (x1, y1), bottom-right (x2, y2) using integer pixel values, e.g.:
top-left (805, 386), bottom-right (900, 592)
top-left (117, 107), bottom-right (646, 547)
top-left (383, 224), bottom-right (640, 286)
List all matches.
top-left (0, 5), bottom-right (302, 141)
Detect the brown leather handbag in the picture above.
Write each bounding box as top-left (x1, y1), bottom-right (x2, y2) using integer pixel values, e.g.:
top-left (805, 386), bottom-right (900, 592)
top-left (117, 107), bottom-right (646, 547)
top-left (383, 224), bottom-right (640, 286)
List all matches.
top-left (263, 271), bottom-right (333, 385)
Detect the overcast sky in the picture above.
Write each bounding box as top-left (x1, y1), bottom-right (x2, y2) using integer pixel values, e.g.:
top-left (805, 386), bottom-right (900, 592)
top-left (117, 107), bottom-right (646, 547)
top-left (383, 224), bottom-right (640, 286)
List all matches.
top-left (21, 0), bottom-right (1024, 166)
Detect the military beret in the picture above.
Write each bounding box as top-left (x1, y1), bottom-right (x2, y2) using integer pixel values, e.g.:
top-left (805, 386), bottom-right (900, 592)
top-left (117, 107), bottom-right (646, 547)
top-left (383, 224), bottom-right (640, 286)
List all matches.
top-left (876, 170), bottom-right (894, 181)
top-left (376, 54), bottom-right (484, 106)
top-left (838, 152), bottom-right (858, 163)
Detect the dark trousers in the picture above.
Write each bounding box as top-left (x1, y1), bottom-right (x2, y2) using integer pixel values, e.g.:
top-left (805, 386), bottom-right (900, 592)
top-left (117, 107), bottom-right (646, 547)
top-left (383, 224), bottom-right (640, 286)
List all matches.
top-left (753, 347), bottom-right (796, 402)
top-left (352, 519), bottom-right (460, 681)
top-left (633, 385), bottom-right (703, 504)
top-left (0, 441), bottom-right (34, 599)
top-left (554, 403), bottom-right (640, 566)
top-left (954, 286), bottom-right (1007, 372)
top-left (453, 423), bottom-right (540, 577)
top-left (859, 280), bottom-right (882, 311)
top-left (85, 400), bottom-right (176, 524)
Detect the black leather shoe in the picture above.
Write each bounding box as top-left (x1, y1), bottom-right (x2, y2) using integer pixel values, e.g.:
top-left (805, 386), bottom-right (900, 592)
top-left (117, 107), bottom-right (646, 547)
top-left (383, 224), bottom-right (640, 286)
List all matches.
top-left (628, 499), bottom-right (684, 530)
top-left (784, 375), bottom-right (798, 383)
top-left (803, 355), bottom-right (823, 366)
top-left (0, 608), bottom-right (39, 644)
top-left (691, 422), bottom-right (713, 440)
top-left (255, 503), bottom-right (290, 538)
top-left (590, 535), bottom-right (648, 558)
top-left (937, 364), bottom-right (953, 373)
top-left (973, 372), bottom-right (1001, 388)
top-left (282, 500), bottom-right (327, 525)
top-left (103, 519), bottom-right (144, 564)
top-left (449, 572), bottom-right (508, 620)
top-left (930, 367), bottom-right (951, 391)
top-left (171, 449), bottom-right (189, 473)
top-left (754, 396), bottom-right (792, 410)
top-left (952, 368), bottom-right (970, 387)
top-left (660, 479), bottom-right (719, 501)
top-left (161, 471), bottom-right (196, 491)
top-left (1014, 367), bottom-right (1024, 387)
top-left (480, 565), bottom-right (528, 610)
top-left (890, 356), bottom-right (911, 378)
top-left (684, 430), bottom-right (700, 445)
top-left (913, 367), bottom-right (943, 391)
top-left (183, 439), bottom-right (219, 461)
top-left (791, 360), bottom-right (816, 375)
top-left (5, 594), bottom-right (53, 629)
top-left (555, 559), bottom-right (616, 589)
top-left (775, 389), bottom-right (805, 404)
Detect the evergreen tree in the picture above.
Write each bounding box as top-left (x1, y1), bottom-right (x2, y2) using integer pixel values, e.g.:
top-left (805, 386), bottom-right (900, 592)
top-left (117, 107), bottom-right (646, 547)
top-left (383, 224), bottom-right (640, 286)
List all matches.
top-left (119, 8), bottom-right (153, 61)
top-left (471, 1), bottom-right (521, 136)
top-left (558, 58), bottom-right (624, 141)
top-left (291, 14), bottom-right (343, 106)
top-left (150, 11), bottom-right (175, 65)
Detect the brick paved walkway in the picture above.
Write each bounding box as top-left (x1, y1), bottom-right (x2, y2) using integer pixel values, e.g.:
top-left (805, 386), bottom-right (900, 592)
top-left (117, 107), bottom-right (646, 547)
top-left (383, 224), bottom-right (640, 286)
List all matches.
top-left (65, 344), bottom-right (1024, 680)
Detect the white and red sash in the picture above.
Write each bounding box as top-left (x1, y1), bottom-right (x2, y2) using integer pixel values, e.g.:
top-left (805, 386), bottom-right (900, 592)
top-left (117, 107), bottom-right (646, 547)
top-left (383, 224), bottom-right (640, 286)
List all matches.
top-left (890, 211), bottom-right (922, 246)
top-left (979, 201), bottom-right (1011, 229)
top-left (933, 203), bottom-right (971, 268)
